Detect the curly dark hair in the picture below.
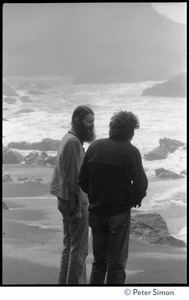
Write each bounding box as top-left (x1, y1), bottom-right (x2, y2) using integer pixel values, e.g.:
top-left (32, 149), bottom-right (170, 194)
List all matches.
top-left (109, 111), bottom-right (140, 140)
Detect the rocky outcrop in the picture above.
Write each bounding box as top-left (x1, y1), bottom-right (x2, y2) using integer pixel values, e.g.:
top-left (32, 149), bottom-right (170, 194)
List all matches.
top-left (42, 155), bottom-right (56, 166)
top-left (3, 145), bottom-right (56, 166)
top-left (144, 138), bottom-right (185, 161)
top-left (159, 138), bottom-right (185, 152)
top-left (17, 176), bottom-right (29, 182)
top-left (8, 141), bottom-right (32, 150)
top-left (3, 173), bottom-right (13, 182)
top-left (144, 146), bottom-right (168, 161)
top-left (24, 152), bottom-right (41, 164)
top-left (142, 73), bottom-right (186, 97)
top-left (131, 212), bottom-right (186, 248)
top-left (8, 138), bottom-right (60, 151)
top-left (39, 151), bottom-right (49, 161)
top-left (3, 97), bottom-right (17, 104)
top-left (155, 168), bottom-right (184, 179)
top-left (3, 147), bottom-right (24, 164)
top-left (24, 151), bottom-right (55, 165)
top-left (17, 176), bottom-right (43, 183)
top-left (180, 170), bottom-right (187, 175)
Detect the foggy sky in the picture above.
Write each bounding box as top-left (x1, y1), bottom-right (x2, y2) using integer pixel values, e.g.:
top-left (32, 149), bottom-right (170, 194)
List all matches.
top-left (3, 3), bottom-right (186, 81)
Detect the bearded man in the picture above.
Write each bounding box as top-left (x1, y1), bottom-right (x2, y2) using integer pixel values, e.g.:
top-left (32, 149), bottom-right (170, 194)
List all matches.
top-left (50, 105), bottom-right (95, 284)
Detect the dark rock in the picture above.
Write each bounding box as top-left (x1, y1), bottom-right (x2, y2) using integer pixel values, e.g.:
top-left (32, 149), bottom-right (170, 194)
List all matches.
top-left (142, 73), bottom-right (186, 97)
top-left (144, 138), bottom-right (185, 161)
top-left (17, 176), bottom-right (29, 182)
top-left (3, 147), bottom-right (24, 164)
top-left (42, 155), bottom-right (56, 166)
top-left (29, 176), bottom-right (43, 183)
top-left (3, 97), bottom-right (17, 104)
top-left (20, 96), bottom-right (33, 103)
top-left (23, 150), bottom-right (55, 166)
top-left (36, 151), bottom-right (50, 166)
top-left (33, 138), bottom-right (60, 151)
top-left (3, 173), bottom-right (13, 182)
top-left (39, 151), bottom-right (49, 160)
top-left (17, 176), bottom-right (43, 183)
top-left (180, 170), bottom-right (187, 175)
top-left (159, 138), bottom-right (185, 152)
top-left (15, 109), bottom-right (34, 114)
top-left (155, 168), bottom-right (184, 179)
top-left (24, 152), bottom-right (40, 164)
top-left (131, 212), bottom-right (186, 248)
top-left (8, 138), bottom-right (60, 151)
top-left (8, 141), bottom-right (30, 149)
top-left (144, 147), bottom-right (168, 161)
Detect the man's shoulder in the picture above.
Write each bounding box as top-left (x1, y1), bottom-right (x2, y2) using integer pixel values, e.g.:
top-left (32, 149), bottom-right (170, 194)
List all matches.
top-left (89, 138), bottom-right (109, 148)
top-left (62, 132), bottom-right (80, 143)
top-left (59, 132), bottom-right (81, 151)
top-left (126, 143), bottom-right (142, 161)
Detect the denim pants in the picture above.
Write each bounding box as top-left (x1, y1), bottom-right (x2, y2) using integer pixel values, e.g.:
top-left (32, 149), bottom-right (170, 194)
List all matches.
top-left (89, 209), bottom-right (131, 285)
top-left (57, 198), bottom-right (88, 284)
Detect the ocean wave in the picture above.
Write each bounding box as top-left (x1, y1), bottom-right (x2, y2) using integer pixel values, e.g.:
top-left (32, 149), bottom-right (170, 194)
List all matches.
top-left (148, 191), bottom-right (186, 209)
top-left (168, 226), bottom-right (187, 244)
top-left (143, 147), bottom-right (186, 179)
top-left (3, 78), bottom-right (186, 181)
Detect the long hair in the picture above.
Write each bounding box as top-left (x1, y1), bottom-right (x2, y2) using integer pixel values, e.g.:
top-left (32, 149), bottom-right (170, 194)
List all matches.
top-left (109, 111), bottom-right (140, 140)
top-left (71, 105), bottom-right (94, 125)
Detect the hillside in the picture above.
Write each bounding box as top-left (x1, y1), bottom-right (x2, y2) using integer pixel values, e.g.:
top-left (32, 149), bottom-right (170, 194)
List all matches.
top-left (142, 73), bottom-right (186, 97)
top-left (3, 3), bottom-right (186, 83)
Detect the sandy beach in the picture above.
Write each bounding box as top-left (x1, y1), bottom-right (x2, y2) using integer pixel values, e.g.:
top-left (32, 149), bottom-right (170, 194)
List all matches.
top-left (2, 164), bottom-right (187, 285)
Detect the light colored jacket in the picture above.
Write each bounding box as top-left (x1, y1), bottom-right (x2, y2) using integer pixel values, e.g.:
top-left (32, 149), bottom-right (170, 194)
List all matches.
top-left (50, 131), bottom-right (88, 204)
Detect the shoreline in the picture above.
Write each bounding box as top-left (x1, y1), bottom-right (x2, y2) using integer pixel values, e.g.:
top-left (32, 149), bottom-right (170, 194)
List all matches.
top-left (2, 164), bottom-right (187, 285)
top-left (3, 164), bottom-right (186, 241)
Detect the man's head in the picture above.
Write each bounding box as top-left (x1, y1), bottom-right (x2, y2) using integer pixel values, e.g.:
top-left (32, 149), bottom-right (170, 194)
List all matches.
top-left (71, 106), bottom-right (95, 143)
top-left (109, 111), bottom-right (139, 141)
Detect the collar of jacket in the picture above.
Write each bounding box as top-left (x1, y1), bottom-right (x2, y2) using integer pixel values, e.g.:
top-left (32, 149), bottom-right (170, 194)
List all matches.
top-left (68, 130), bottom-right (84, 145)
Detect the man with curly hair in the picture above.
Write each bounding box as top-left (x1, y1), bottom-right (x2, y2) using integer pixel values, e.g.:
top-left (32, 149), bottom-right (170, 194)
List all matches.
top-left (79, 111), bottom-right (148, 284)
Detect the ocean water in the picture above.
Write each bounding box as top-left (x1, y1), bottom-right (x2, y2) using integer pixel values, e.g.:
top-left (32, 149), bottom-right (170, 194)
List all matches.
top-left (3, 77), bottom-right (187, 241)
top-left (3, 77), bottom-right (186, 177)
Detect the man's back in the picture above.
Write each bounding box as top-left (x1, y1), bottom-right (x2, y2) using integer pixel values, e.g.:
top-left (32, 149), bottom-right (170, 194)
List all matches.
top-left (79, 138), bottom-right (148, 216)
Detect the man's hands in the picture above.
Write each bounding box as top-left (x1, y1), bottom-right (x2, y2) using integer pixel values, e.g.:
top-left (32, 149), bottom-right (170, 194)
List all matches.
top-left (70, 193), bottom-right (82, 218)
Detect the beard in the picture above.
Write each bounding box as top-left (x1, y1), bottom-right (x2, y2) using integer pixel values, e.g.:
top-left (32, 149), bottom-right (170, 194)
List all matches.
top-left (77, 121), bottom-right (96, 143)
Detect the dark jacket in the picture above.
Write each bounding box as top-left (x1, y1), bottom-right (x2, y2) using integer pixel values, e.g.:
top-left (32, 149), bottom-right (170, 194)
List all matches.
top-left (79, 138), bottom-right (148, 216)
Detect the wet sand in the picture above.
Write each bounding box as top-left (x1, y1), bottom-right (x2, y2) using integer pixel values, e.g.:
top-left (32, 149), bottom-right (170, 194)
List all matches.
top-left (2, 164), bottom-right (187, 285)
